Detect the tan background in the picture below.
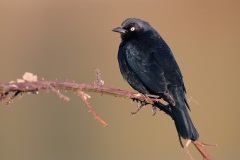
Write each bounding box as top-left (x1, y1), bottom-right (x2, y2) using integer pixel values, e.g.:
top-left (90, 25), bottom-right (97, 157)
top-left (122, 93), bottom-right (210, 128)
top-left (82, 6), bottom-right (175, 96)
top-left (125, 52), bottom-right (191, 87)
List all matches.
top-left (1, 0), bottom-right (240, 159)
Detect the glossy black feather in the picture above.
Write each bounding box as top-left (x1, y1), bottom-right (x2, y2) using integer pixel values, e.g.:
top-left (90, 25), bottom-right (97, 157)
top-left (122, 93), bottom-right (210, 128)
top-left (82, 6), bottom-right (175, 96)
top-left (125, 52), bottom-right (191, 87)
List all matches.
top-left (113, 18), bottom-right (199, 141)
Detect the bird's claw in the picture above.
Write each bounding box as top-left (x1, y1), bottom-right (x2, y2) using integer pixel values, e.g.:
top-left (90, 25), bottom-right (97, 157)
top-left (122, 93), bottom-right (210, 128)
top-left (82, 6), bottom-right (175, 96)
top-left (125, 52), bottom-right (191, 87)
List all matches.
top-left (131, 100), bottom-right (148, 115)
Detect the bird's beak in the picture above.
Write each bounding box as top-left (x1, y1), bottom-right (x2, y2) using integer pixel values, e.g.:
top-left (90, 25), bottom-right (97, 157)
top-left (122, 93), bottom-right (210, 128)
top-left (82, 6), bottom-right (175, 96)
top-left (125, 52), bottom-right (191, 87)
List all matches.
top-left (112, 26), bottom-right (126, 34)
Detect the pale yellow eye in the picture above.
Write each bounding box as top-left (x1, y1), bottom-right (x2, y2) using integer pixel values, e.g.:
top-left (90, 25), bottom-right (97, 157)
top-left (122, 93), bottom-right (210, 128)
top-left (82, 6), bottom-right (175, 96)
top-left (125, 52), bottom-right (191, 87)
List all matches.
top-left (130, 27), bottom-right (135, 31)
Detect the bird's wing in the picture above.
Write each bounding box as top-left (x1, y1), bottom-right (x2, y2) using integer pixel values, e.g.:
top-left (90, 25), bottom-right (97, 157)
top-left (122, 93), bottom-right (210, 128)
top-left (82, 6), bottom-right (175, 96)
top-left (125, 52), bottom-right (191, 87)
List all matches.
top-left (152, 40), bottom-right (187, 93)
top-left (125, 45), bottom-right (167, 94)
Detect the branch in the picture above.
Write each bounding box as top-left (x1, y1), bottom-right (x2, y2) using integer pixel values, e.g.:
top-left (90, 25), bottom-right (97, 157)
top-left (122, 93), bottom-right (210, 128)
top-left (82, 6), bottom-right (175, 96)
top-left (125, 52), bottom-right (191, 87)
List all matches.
top-left (0, 72), bottom-right (216, 160)
top-left (0, 79), bottom-right (158, 127)
top-left (0, 80), bottom-right (157, 102)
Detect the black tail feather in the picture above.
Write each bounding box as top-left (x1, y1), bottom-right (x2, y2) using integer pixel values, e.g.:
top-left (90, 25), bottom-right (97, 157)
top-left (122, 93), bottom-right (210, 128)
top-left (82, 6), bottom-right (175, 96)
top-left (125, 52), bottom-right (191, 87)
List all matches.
top-left (171, 103), bottom-right (199, 141)
top-left (169, 86), bottom-right (199, 141)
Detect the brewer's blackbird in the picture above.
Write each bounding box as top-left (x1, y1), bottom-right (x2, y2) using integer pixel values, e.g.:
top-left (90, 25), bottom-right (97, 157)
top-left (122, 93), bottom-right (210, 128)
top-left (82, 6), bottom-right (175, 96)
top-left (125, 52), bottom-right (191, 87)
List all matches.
top-left (112, 18), bottom-right (199, 142)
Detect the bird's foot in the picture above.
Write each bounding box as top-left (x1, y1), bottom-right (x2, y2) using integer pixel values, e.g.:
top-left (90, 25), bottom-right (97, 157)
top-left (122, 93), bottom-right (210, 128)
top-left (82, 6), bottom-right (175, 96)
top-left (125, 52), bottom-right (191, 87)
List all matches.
top-left (131, 100), bottom-right (148, 115)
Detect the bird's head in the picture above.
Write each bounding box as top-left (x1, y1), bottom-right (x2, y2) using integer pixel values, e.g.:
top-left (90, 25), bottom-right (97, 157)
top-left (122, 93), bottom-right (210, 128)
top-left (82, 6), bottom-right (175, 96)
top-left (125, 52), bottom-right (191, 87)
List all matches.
top-left (112, 18), bottom-right (154, 40)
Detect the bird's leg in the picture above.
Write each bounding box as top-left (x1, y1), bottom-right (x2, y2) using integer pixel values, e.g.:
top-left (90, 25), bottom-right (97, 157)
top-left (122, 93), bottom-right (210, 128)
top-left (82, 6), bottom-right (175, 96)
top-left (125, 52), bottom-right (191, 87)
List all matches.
top-left (161, 92), bottom-right (176, 106)
top-left (131, 100), bottom-right (148, 115)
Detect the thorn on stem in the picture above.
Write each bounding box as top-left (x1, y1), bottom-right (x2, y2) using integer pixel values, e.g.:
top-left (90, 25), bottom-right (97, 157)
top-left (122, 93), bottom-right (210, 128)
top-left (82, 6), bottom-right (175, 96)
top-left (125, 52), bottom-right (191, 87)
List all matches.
top-left (95, 69), bottom-right (104, 86)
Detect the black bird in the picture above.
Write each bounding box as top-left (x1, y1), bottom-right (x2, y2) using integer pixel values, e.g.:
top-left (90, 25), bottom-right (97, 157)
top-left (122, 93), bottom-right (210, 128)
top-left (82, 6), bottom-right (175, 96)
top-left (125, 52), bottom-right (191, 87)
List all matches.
top-left (112, 18), bottom-right (199, 143)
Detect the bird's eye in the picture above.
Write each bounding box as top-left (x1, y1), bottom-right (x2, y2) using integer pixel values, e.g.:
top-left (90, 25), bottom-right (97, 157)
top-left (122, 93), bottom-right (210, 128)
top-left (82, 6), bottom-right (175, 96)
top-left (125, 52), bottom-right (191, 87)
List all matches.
top-left (130, 27), bottom-right (135, 31)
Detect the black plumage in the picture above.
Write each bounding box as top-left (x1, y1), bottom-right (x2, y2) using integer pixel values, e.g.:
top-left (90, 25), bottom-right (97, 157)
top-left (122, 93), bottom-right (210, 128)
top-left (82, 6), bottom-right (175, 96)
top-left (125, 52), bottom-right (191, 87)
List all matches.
top-left (113, 18), bottom-right (199, 142)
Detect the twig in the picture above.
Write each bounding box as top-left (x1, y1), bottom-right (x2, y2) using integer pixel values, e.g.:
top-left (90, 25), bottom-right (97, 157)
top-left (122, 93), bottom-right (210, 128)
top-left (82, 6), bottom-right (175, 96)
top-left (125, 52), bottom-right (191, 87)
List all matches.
top-left (192, 140), bottom-right (215, 160)
top-left (184, 147), bottom-right (195, 160)
top-left (47, 83), bottom-right (70, 101)
top-left (77, 90), bottom-right (108, 127)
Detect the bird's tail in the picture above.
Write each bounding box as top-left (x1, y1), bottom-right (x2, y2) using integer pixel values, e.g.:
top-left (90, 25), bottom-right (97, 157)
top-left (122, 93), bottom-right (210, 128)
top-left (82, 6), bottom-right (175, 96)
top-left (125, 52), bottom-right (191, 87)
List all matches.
top-left (169, 86), bottom-right (199, 142)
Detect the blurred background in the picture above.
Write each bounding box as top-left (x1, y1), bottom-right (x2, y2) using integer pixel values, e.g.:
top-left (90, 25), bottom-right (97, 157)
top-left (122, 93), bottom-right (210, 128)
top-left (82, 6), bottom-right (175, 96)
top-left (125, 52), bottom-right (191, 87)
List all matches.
top-left (1, 0), bottom-right (240, 159)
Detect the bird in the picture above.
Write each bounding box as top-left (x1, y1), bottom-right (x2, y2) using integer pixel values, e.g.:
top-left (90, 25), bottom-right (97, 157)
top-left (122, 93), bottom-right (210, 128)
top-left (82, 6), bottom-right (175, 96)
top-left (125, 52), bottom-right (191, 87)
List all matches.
top-left (112, 18), bottom-right (199, 144)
